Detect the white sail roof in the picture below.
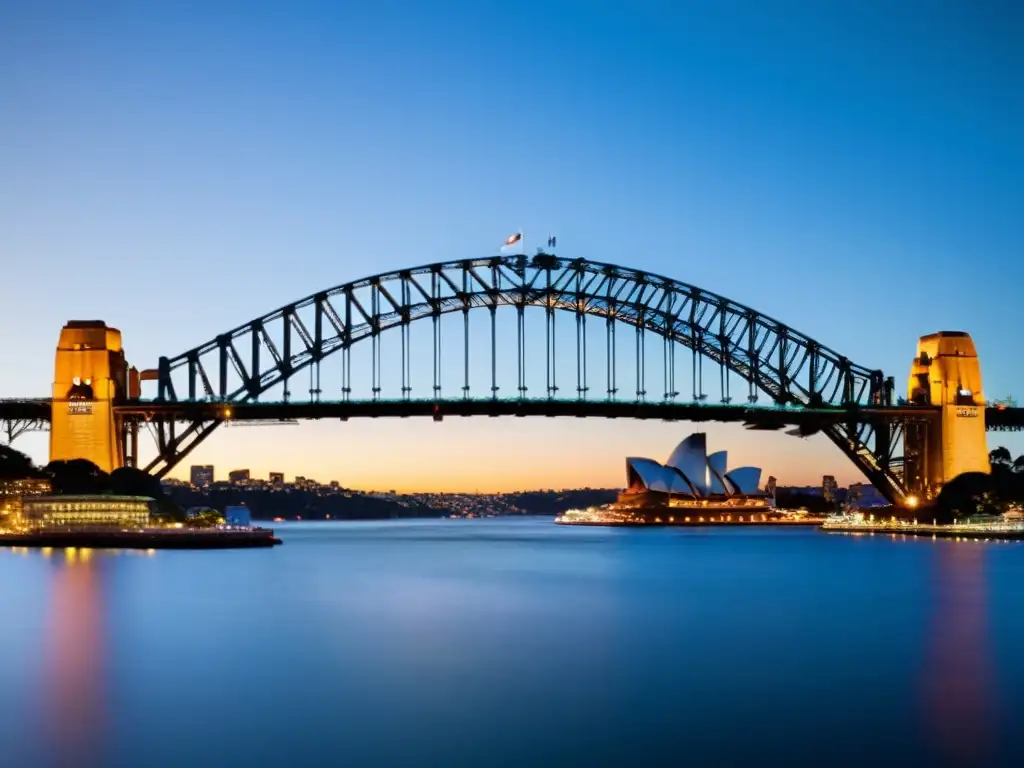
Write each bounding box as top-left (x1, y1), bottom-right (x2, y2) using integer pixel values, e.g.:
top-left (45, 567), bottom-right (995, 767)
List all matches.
top-left (624, 434), bottom-right (764, 500)
top-left (725, 467), bottom-right (763, 496)
top-left (664, 433), bottom-right (708, 497)
top-left (707, 451), bottom-right (729, 495)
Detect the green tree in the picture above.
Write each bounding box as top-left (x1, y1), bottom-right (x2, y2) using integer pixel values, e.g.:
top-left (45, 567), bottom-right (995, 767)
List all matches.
top-left (110, 467), bottom-right (163, 498)
top-left (1013, 455), bottom-right (1024, 474)
top-left (152, 497), bottom-right (188, 524)
top-left (936, 472), bottom-right (996, 522)
top-left (44, 459), bottom-right (111, 495)
top-left (990, 447), bottom-right (1013, 468)
top-left (0, 445), bottom-right (39, 480)
top-left (187, 508), bottom-right (224, 528)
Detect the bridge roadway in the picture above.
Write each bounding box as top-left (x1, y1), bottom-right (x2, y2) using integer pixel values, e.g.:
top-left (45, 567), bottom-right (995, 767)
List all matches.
top-left (2, 397), bottom-right (1023, 432)
top-left (115, 398), bottom-right (938, 428)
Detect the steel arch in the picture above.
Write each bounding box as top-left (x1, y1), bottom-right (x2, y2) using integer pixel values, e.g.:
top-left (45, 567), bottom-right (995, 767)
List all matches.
top-left (148, 254), bottom-right (901, 496)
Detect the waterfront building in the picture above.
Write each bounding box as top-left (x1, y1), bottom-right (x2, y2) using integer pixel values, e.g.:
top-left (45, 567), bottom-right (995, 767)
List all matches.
top-left (269, 472), bottom-right (284, 488)
top-left (0, 478), bottom-right (53, 522)
top-left (191, 465), bottom-right (214, 487)
top-left (618, 433), bottom-right (770, 512)
top-left (21, 495), bottom-right (151, 528)
top-left (228, 469), bottom-right (251, 485)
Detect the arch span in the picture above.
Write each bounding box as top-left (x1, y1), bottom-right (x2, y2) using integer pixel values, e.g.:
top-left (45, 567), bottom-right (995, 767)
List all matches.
top-left (146, 254), bottom-right (903, 498)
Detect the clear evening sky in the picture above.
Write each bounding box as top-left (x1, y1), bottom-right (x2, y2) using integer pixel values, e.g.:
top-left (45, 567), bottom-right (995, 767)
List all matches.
top-left (2, 1), bottom-right (1022, 492)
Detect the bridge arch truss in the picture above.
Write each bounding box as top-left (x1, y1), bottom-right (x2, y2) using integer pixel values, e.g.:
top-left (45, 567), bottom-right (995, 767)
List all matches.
top-left (148, 254), bottom-right (905, 498)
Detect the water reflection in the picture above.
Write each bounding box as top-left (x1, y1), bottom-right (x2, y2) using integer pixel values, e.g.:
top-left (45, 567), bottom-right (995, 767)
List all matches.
top-left (922, 542), bottom-right (996, 765)
top-left (42, 549), bottom-right (108, 768)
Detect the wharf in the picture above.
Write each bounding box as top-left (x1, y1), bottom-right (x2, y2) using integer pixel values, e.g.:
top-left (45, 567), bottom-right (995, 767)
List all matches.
top-left (821, 521), bottom-right (1024, 541)
top-left (0, 527), bottom-right (282, 550)
top-left (556, 517), bottom-right (825, 528)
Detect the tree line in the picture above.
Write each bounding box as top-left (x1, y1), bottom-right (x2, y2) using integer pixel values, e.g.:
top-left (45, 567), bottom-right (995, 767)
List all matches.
top-left (931, 447), bottom-right (1024, 520)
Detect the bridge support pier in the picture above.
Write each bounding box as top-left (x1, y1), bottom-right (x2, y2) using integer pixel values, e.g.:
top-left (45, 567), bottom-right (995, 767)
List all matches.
top-left (49, 321), bottom-right (137, 473)
top-left (904, 332), bottom-right (989, 501)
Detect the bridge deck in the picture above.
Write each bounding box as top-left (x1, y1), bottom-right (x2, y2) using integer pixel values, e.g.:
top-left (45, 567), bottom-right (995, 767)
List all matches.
top-left (113, 398), bottom-right (938, 425)
top-left (4, 398), bottom-right (1023, 429)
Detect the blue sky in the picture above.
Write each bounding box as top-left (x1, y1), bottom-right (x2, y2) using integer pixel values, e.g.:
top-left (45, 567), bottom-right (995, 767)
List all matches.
top-left (2, 1), bottom-right (1022, 490)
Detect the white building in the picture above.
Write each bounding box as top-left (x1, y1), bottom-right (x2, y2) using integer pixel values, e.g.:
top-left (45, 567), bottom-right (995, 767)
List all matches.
top-left (620, 433), bottom-right (769, 507)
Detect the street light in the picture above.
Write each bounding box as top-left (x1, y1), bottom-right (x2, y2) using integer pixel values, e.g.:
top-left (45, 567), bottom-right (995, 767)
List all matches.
top-left (906, 495), bottom-right (919, 509)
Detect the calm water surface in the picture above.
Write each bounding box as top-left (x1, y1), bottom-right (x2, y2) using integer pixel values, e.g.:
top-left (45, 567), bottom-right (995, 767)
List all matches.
top-left (1, 519), bottom-right (1023, 767)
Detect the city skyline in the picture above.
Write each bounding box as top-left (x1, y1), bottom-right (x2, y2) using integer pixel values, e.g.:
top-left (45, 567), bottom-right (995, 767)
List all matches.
top-left (172, 461), bottom-right (873, 499)
top-left (2, 1), bottom-right (1022, 490)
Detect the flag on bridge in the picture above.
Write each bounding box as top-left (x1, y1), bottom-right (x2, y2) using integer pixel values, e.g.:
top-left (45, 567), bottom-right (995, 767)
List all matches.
top-left (502, 232), bottom-right (522, 248)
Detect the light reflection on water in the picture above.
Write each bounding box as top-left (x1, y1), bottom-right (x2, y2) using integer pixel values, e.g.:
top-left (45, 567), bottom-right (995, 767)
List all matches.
top-left (0, 520), bottom-right (1023, 767)
top-left (922, 543), bottom-right (998, 765)
top-left (43, 548), bottom-right (107, 768)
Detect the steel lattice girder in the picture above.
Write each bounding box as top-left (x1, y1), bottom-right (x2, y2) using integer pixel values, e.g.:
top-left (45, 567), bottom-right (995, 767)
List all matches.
top-left (147, 255), bottom-right (903, 492)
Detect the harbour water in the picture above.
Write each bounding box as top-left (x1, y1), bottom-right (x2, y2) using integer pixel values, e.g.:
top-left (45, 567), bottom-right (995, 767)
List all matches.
top-left (2, 518), bottom-right (1023, 767)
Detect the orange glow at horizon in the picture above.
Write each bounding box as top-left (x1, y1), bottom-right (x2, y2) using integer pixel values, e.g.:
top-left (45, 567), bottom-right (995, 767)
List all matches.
top-left (151, 418), bottom-right (870, 492)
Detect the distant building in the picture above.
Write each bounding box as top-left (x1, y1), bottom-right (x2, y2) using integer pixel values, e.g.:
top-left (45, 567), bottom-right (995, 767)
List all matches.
top-left (269, 472), bottom-right (284, 488)
top-left (846, 483), bottom-right (887, 509)
top-left (228, 469), bottom-right (251, 485)
top-left (822, 475), bottom-right (838, 503)
top-left (191, 465), bottom-right (214, 487)
top-left (765, 476), bottom-right (777, 498)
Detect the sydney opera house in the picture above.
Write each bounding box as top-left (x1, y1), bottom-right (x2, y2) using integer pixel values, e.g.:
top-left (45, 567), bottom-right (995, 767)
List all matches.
top-left (616, 433), bottom-right (771, 511)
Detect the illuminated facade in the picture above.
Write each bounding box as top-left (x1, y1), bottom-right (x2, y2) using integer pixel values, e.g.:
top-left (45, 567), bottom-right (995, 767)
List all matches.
top-left (21, 495), bottom-right (152, 529)
top-left (905, 332), bottom-right (990, 499)
top-left (620, 433), bottom-right (770, 509)
top-left (0, 478), bottom-right (53, 522)
top-left (50, 321), bottom-right (139, 473)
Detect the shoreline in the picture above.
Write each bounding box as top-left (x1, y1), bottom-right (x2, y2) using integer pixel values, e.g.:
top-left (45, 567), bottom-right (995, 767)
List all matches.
top-left (821, 524), bottom-right (1024, 541)
top-left (555, 519), bottom-right (824, 527)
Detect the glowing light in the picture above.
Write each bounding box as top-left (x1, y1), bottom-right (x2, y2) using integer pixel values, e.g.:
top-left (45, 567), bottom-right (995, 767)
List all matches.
top-left (906, 495), bottom-right (919, 509)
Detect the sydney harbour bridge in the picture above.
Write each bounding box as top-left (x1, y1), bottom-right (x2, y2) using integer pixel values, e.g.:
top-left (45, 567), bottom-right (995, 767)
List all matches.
top-left (2, 253), bottom-right (1022, 506)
